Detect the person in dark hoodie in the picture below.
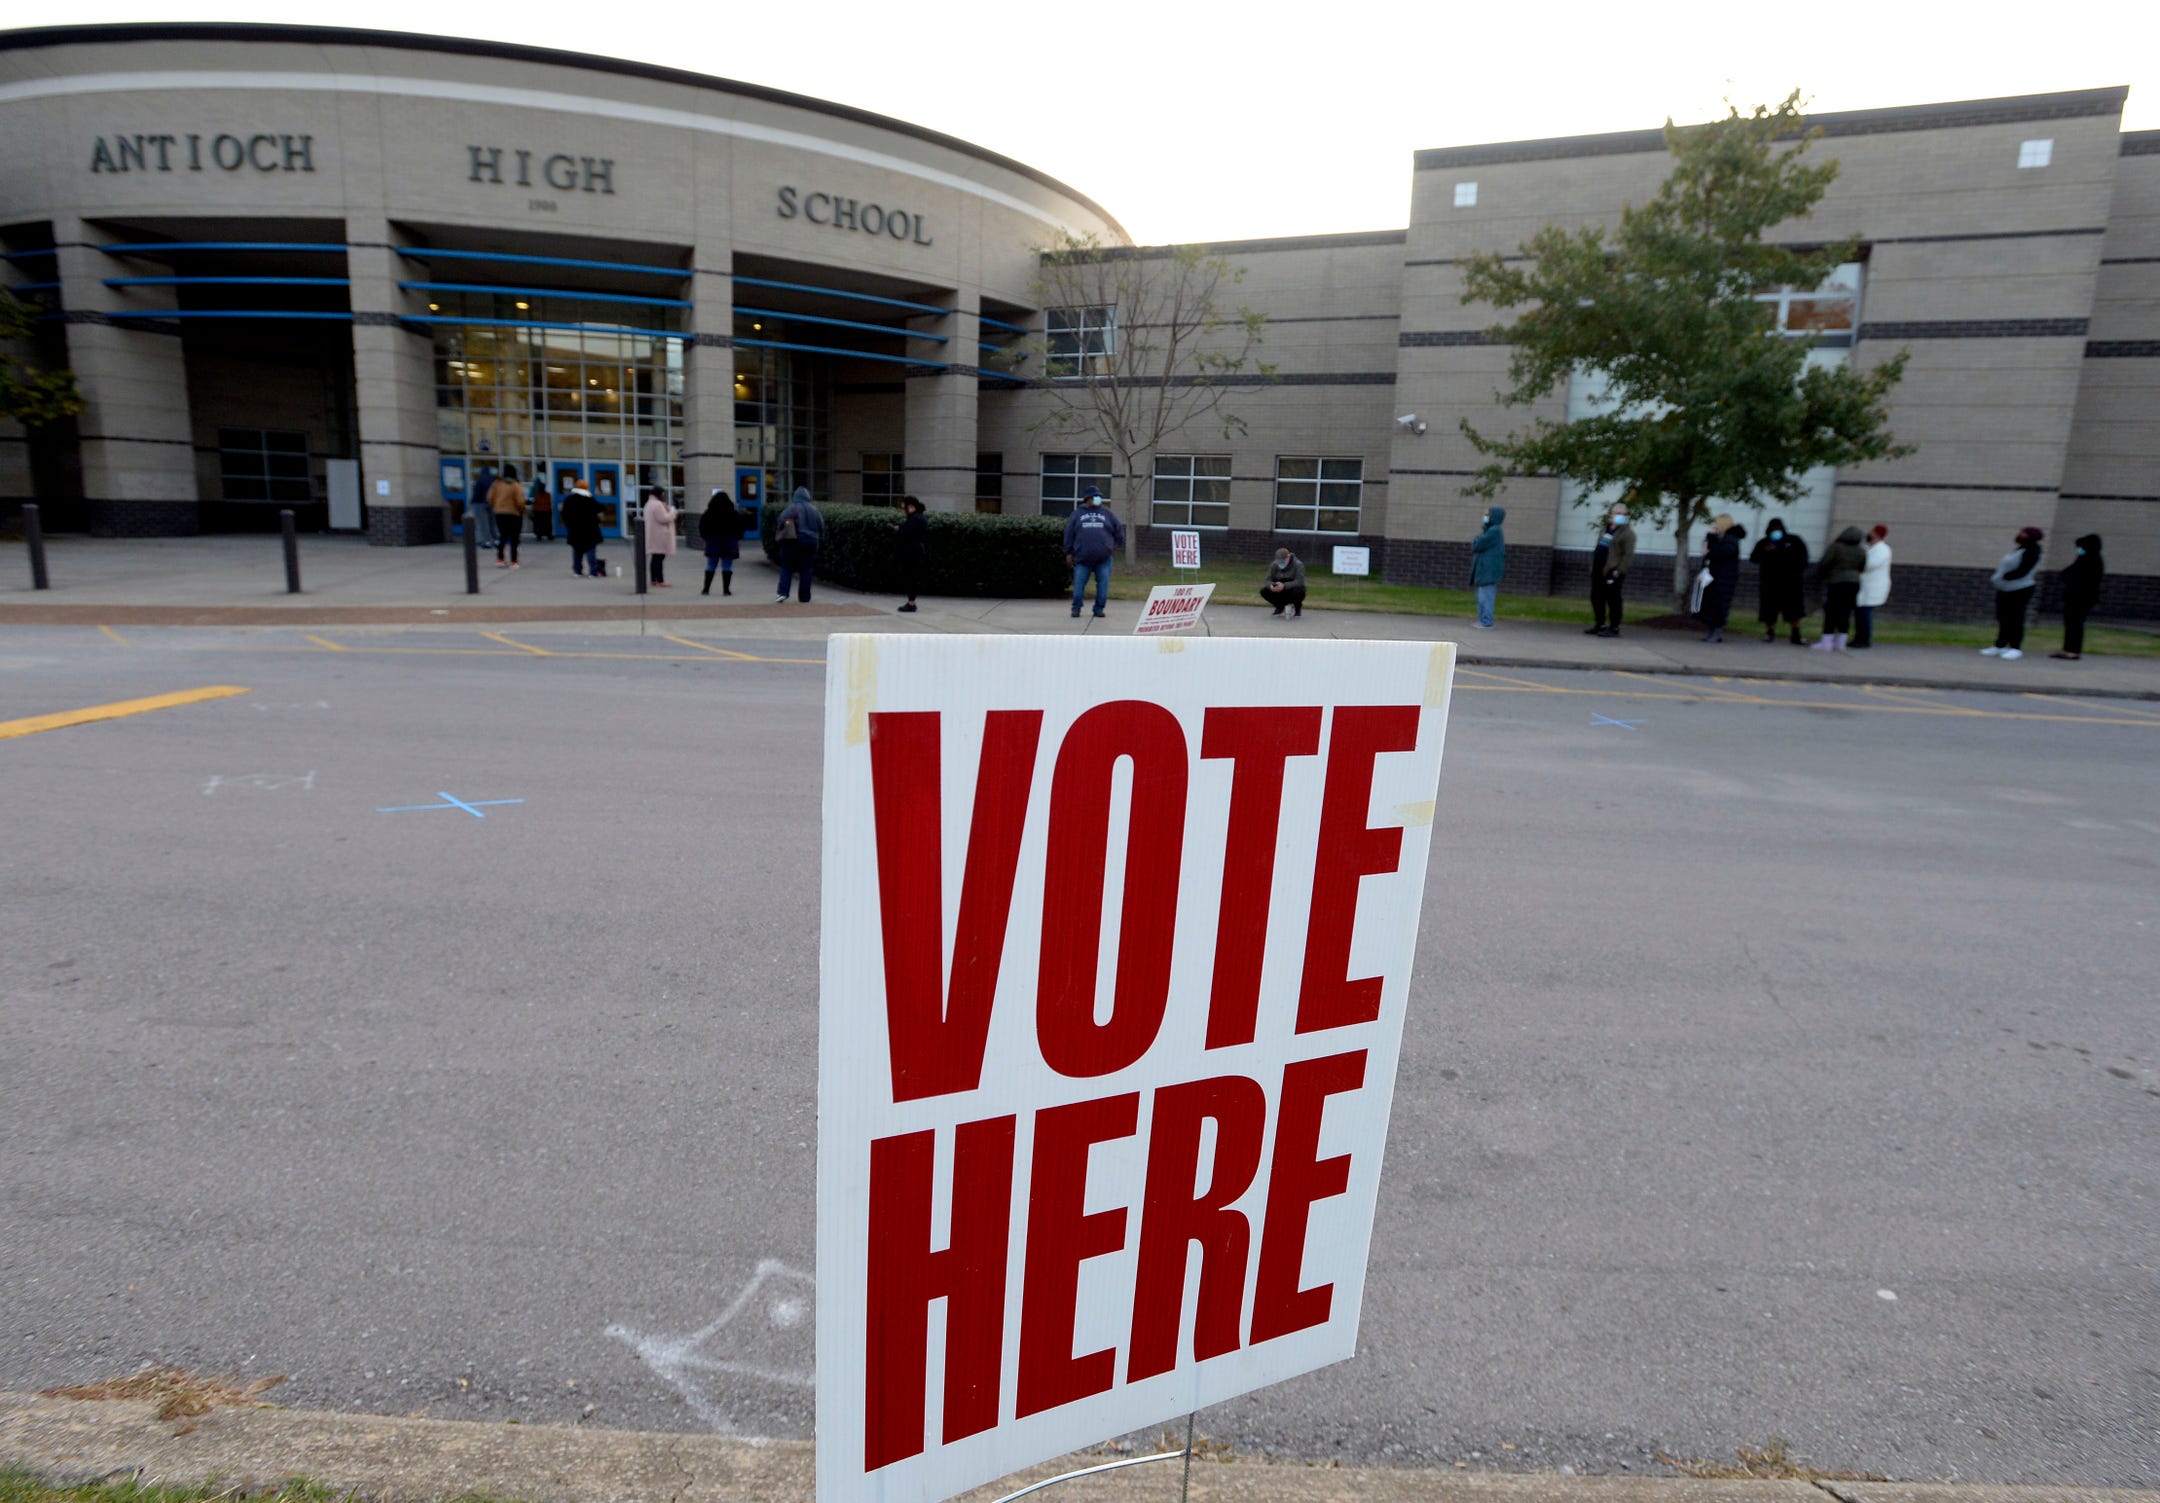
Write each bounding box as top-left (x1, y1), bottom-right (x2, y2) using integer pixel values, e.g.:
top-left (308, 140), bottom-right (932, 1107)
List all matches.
top-left (1751, 516), bottom-right (1810, 644)
top-left (1812, 524), bottom-right (1869, 652)
top-left (558, 479), bottom-right (604, 580)
top-left (1261, 546), bottom-right (1307, 617)
top-left (1062, 486), bottom-right (1124, 619)
top-left (2051, 533), bottom-right (2104, 661)
top-left (1984, 525), bottom-right (2045, 660)
top-left (1469, 505), bottom-right (1506, 628)
top-left (699, 487), bottom-right (743, 596)
top-left (891, 495), bottom-right (929, 613)
top-left (1696, 514), bottom-right (1744, 642)
top-left (775, 486), bottom-right (825, 603)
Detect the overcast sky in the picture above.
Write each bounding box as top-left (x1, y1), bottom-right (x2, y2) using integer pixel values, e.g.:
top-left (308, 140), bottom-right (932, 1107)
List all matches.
top-left (34, 0), bottom-right (2154, 244)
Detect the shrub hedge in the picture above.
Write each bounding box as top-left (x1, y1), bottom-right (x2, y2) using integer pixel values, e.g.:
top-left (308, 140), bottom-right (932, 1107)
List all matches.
top-left (759, 502), bottom-right (1070, 598)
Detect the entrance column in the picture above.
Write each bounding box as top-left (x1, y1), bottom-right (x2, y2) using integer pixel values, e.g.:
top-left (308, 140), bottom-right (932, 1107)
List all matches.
top-left (684, 251), bottom-right (735, 518)
top-left (55, 216), bottom-right (200, 535)
top-left (346, 216), bottom-right (443, 545)
top-left (904, 290), bottom-right (979, 512)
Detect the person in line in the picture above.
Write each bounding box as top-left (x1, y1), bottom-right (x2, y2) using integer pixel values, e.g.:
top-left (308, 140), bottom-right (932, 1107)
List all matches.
top-left (1585, 503), bottom-right (1635, 638)
top-left (1984, 526), bottom-right (2045, 660)
top-left (1751, 516), bottom-right (1810, 645)
top-left (891, 495), bottom-right (929, 612)
top-left (1812, 524), bottom-right (1868, 652)
top-left (775, 486), bottom-right (825, 603)
top-left (641, 485), bottom-right (677, 587)
top-left (467, 462), bottom-right (498, 552)
top-left (1696, 514), bottom-right (1744, 642)
top-left (488, 464), bottom-right (527, 568)
top-left (1062, 486), bottom-right (1124, 619)
top-left (2052, 533), bottom-right (2105, 661)
top-left (527, 473), bottom-right (554, 541)
top-left (1852, 524), bottom-right (1891, 648)
top-left (1262, 546), bottom-right (1306, 617)
top-left (1468, 505), bottom-right (1505, 629)
top-left (559, 478), bottom-right (604, 580)
top-left (700, 487), bottom-right (743, 596)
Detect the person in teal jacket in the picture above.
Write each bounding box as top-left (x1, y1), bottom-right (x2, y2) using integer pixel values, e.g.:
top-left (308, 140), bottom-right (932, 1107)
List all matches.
top-left (1469, 505), bottom-right (1506, 628)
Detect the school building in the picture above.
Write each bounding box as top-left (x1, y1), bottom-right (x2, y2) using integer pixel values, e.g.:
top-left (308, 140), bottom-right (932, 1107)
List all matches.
top-left (2, 24), bottom-right (2153, 615)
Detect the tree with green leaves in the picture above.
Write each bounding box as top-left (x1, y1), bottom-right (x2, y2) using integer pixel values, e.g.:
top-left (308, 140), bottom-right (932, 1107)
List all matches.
top-left (0, 289), bottom-right (84, 429)
top-left (1458, 93), bottom-right (1912, 605)
top-left (1010, 233), bottom-right (1272, 564)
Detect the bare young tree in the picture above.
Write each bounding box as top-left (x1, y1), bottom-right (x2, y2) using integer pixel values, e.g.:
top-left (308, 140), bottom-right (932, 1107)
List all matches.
top-left (1008, 234), bottom-right (1272, 563)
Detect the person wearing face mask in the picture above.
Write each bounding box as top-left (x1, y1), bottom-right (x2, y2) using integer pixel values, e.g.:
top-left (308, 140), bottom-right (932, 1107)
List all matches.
top-left (1261, 546), bottom-right (1306, 617)
top-left (1852, 524), bottom-right (1892, 647)
top-left (1983, 526), bottom-right (2045, 660)
top-left (1585, 503), bottom-right (1636, 638)
top-left (1696, 514), bottom-right (1744, 642)
top-left (1468, 505), bottom-right (1506, 629)
top-left (1750, 516), bottom-right (1811, 645)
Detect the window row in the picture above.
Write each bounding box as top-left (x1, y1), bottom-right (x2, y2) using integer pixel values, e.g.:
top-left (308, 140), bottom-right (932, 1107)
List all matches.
top-left (1037, 454), bottom-right (1366, 534)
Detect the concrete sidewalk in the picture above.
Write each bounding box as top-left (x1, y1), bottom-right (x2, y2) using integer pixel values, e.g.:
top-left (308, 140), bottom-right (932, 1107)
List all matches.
top-left (6, 534), bottom-right (2156, 699)
top-left (3, 1393), bottom-right (2150, 1503)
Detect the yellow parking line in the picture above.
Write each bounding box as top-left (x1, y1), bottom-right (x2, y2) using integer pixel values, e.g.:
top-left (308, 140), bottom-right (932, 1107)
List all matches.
top-left (2028, 692), bottom-right (2160, 722)
top-left (481, 631), bottom-right (552, 655)
top-left (303, 633), bottom-right (348, 652)
top-left (661, 634), bottom-right (760, 660)
top-left (97, 624), bottom-right (130, 647)
top-left (0, 685), bottom-right (249, 741)
top-left (1864, 683), bottom-right (1983, 714)
top-left (1612, 668), bottom-right (1762, 702)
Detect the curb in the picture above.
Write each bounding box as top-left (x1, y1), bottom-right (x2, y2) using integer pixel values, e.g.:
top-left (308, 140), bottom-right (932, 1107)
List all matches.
top-left (1449, 654), bottom-right (2160, 702)
top-left (3, 1394), bottom-right (2153, 1503)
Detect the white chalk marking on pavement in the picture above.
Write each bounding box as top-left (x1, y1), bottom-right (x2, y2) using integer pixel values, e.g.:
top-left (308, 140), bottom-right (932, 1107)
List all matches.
top-left (607, 1258), bottom-right (814, 1435)
top-left (1877, 1289), bottom-right (1898, 1301)
top-left (204, 771), bottom-right (317, 795)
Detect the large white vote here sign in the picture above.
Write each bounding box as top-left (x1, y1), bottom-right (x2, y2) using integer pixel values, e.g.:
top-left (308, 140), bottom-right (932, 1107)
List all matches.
top-left (817, 635), bottom-right (1455, 1503)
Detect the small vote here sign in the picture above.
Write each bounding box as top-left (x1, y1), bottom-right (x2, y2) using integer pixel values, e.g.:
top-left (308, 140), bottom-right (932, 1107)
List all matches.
top-left (817, 636), bottom-right (1455, 1503)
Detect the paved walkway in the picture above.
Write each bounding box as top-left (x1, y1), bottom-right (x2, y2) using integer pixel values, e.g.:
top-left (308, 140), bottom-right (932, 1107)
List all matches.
top-left (7, 535), bottom-right (2155, 699)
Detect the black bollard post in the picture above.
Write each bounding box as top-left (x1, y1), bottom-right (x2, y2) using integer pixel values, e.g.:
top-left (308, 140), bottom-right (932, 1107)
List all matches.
top-left (634, 514), bottom-right (648, 596)
top-left (280, 508), bottom-right (301, 594)
top-left (23, 503), bottom-right (50, 590)
top-left (462, 513), bottom-right (480, 595)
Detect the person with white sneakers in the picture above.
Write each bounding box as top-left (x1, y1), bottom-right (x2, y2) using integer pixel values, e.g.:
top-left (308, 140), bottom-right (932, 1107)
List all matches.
top-left (1983, 526), bottom-right (2044, 661)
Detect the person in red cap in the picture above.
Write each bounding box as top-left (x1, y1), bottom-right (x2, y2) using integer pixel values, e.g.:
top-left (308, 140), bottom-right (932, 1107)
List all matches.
top-left (1984, 526), bottom-right (2045, 660)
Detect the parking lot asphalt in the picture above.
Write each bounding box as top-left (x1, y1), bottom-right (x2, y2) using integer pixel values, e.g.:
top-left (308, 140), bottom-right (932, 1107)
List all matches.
top-left (1, 624), bottom-right (2154, 1486)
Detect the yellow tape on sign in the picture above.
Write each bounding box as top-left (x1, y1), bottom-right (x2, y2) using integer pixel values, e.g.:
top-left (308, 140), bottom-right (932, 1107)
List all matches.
top-left (0, 685), bottom-right (250, 741)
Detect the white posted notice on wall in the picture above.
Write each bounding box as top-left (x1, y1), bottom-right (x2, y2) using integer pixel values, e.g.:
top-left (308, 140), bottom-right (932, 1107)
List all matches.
top-left (817, 635), bottom-right (1455, 1503)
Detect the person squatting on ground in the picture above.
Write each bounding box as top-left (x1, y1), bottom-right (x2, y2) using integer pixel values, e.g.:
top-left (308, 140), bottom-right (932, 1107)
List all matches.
top-left (641, 486), bottom-right (676, 586)
top-left (1469, 505), bottom-right (1505, 628)
top-left (1696, 514), bottom-right (1744, 642)
top-left (1262, 547), bottom-right (1307, 617)
top-left (700, 488), bottom-right (743, 596)
top-left (1751, 516), bottom-right (1810, 644)
top-left (1063, 486), bottom-right (1124, 618)
top-left (1585, 504), bottom-right (1636, 637)
top-left (892, 495), bottom-right (929, 612)
top-left (1984, 526), bottom-right (2045, 660)
top-left (559, 480), bottom-right (604, 580)
top-left (776, 486), bottom-right (825, 603)
top-left (2053, 534), bottom-right (2105, 661)
top-left (488, 464), bottom-right (527, 567)
top-left (1853, 524), bottom-right (1891, 648)
top-left (527, 474), bottom-right (553, 541)
top-left (1813, 525), bottom-right (1868, 652)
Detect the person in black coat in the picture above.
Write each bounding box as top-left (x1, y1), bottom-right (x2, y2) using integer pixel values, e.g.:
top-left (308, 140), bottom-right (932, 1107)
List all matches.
top-left (558, 482), bottom-right (604, 579)
top-left (1751, 517), bottom-right (1810, 644)
top-left (699, 488), bottom-right (744, 596)
top-left (1696, 515), bottom-right (1745, 642)
top-left (891, 495), bottom-right (930, 612)
top-left (2052, 533), bottom-right (2105, 660)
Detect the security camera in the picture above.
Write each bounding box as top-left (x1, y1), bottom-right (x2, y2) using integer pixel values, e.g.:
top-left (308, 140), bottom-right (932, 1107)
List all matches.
top-left (1395, 413), bottom-right (1429, 435)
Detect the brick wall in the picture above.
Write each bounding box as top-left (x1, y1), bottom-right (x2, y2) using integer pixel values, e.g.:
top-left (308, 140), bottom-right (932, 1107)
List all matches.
top-left (86, 498), bottom-right (199, 537)
top-left (365, 505), bottom-right (446, 547)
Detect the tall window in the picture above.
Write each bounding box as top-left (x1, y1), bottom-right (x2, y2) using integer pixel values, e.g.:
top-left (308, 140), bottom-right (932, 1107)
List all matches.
top-left (1755, 262), bottom-right (1862, 345)
top-left (1046, 305), bottom-right (1115, 378)
top-left (219, 428), bottom-right (312, 504)
top-left (1040, 453), bottom-right (1111, 518)
top-left (1274, 457), bottom-right (1363, 534)
top-left (1152, 455), bottom-right (1231, 528)
top-left (975, 451), bottom-right (1004, 514)
top-left (860, 452), bottom-right (904, 506)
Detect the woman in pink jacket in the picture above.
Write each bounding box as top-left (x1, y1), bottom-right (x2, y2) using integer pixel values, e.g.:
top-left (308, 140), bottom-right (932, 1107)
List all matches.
top-left (641, 486), bottom-right (677, 587)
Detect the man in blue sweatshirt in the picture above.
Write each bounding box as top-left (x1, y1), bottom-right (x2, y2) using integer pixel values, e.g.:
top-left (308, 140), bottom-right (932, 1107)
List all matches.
top-left (1062, 486), bottom-right (1125, 618)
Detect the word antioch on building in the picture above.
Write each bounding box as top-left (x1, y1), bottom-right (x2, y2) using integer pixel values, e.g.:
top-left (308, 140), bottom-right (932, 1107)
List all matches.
top-left (2, 24), bottom-right (2153, 616)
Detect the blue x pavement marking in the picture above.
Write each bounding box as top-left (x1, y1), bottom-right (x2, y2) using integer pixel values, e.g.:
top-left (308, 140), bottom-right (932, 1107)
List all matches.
top-left (1590, 713), bottom-right (1645, 730)
top-left (377, 790), bottom-right (527, 818)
